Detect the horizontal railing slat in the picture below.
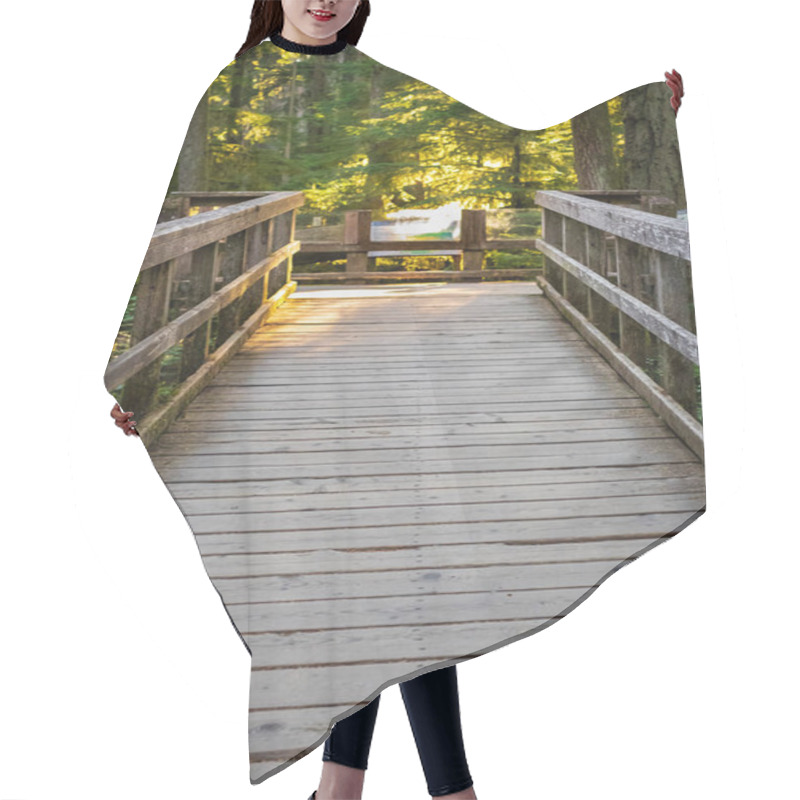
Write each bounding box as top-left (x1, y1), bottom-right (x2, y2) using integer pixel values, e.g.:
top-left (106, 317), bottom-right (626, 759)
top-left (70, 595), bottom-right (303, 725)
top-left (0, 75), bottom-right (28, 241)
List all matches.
top-left (143, 191), bottom-right (305, 270)
top-left (105, 242), bottom-right (299, 391)
top-left (535, 190), bottom-right (690, 259)
top-left (536, 238), bottom-right (698, 363)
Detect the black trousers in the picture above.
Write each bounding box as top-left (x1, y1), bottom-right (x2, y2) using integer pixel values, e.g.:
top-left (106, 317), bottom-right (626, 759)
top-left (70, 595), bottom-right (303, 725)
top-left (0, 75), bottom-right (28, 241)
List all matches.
top-left (322, 664), bottom-right (474, 797)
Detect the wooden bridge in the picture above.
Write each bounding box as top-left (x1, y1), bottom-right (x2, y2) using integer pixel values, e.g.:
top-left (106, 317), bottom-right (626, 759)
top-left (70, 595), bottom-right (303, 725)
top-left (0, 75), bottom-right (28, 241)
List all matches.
top-left (105, 189), bottom-right (704, 781)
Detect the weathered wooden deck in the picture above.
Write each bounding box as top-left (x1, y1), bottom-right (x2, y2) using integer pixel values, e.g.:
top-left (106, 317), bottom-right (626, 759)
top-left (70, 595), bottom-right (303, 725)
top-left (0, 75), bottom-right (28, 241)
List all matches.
top-left (146, 281), bottom-right (705, 781)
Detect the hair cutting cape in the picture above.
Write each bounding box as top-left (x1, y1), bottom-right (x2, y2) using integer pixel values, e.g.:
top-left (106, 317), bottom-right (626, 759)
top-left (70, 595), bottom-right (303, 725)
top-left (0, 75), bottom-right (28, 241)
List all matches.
top-left (105, 34), bottom-right (704, 785)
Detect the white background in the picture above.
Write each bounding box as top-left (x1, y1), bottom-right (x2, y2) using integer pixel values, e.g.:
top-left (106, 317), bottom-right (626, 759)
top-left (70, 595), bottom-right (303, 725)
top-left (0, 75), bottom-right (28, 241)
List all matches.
top-left (1, 1), bottom-right (797, 798)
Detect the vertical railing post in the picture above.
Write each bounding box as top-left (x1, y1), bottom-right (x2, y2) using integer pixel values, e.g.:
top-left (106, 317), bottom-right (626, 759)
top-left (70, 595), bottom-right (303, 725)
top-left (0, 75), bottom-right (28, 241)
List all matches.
top-left (345, 210), bottom-right (371, 277)
top-left (269, 210), bottom-right (293, 296)
top-left (180, 241), bottom-right (220, 382)
top-left (563, 217), bottom-right (589, 316)
top-left (461, 209), bottom-right (486, 273)
top-left (584, 225), bottom-right (615, 337)
top-left (616, 237), bottom-right (648, 370)
top-left (120, 259), bottom-right (175, 416)
top-left (241, 220), bottom-right (271, 319)
top-left (287, 208), bottom-right (296, 286)
top-left (653, 252), bottom-right (698, 416)
top-left (541, 208), bottom-right (563, 289)
top-left (263, 217), bottom-right (278, 299)
top-left (216, 231), bottom-right (247, 347)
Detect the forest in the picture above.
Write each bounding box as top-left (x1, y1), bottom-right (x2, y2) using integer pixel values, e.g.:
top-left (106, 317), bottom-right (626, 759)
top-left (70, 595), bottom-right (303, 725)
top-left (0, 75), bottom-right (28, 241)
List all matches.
top-left (170, 44), bottom-right (686, 224)
top-left (109, 45), bottom-right (694, 419)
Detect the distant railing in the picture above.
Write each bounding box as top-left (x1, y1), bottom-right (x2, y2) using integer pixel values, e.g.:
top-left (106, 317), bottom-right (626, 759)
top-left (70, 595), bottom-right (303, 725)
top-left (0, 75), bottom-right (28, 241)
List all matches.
top-left (104, 191), bottom-right (302, 446)
top-left (534, 190), bottom-right (702, 460)
top-left (292, 208), bottom-right (540, 281)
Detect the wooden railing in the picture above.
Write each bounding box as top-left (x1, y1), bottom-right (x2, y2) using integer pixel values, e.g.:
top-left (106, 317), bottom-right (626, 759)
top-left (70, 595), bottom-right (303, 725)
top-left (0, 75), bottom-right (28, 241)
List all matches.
top-left (293, 208), bottom-right (540, 281)
top-left (157, 191), bottom-right (274, 222)
top-left (107, 188), bottom-right (700, 454)
top-left (534, 190), bottom-right (702, 460)
top-left (104, 191), bottom-right (303, 446)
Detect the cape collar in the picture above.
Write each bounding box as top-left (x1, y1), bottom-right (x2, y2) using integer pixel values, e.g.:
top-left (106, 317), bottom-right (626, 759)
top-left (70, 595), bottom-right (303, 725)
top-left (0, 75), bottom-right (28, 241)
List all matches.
top-left (269, 31), bottom-right (348, 55)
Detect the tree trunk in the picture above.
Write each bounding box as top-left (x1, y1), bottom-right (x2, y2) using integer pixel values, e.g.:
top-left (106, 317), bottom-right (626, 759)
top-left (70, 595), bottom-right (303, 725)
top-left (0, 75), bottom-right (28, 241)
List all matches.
top-left (510, 133), bottom-right (529, 208)
top-left (621, 82), bottom-right (686, 209)
top-left (176, 86), bottom-right (210, 191)
top-left (362, 63), bottom-right (393, 214)
top-left (282, 60), bottom-right (299, 183)
top-left (570, 101), bottom-right (619, 190)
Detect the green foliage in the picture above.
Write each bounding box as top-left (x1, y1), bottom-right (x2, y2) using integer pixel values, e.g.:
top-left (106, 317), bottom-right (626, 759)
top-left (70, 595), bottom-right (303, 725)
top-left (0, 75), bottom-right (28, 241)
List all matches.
top-left (109, 282), bottom-right (139, 362)
top-left (201, 49), bottom-right (580, 215)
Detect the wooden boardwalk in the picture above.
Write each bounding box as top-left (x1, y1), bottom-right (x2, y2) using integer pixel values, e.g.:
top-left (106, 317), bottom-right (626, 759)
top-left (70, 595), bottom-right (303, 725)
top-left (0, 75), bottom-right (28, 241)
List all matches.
top-left (146, 281), bottom-right (705, 782)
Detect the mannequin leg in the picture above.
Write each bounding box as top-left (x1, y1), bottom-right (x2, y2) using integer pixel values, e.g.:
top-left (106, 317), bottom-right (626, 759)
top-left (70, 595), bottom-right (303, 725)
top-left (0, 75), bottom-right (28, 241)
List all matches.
top-left (323, 694), bottom-right (382, 769)
top-left (399, 665), bottom-right (475, 798)
top-left (316, 694), bottom-right (381, 799)
top-left (316, 666), bottom-right (475, 799)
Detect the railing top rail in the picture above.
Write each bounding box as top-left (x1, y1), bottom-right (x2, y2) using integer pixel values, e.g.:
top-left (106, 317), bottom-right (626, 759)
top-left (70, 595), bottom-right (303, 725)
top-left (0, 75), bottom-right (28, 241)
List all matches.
top-left (143, 190), bottom-right (305, 270)
top-left (168, 190), bottom-right (273, 198)
top-left (535, 190), bottom-right (690, 260)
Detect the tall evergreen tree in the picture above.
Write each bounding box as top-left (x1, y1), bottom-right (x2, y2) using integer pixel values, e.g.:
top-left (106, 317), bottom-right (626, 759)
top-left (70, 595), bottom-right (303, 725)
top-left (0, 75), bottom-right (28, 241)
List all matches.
top-left (620, 82), bottom-right (686, 208)
top-left (570, 100), bottom-right (620, 190)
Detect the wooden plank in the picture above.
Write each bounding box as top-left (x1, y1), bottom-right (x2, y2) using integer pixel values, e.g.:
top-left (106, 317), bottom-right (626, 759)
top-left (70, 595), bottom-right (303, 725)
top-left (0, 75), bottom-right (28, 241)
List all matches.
top-left (164, 400), bottom-right (651, 430)
top-left (174, 393), bottom-right (648, 417)
top-left (156, 420), bottom-right (676, 458)
top-left (161, 401), bottom-right (651, 432)
top-left (291, 282), bottom-right (540, 295)
top-left (176, 383), bottom-right (644, 410)
top-left (245, 616), bottom-right (602, 668)
top-left (173, 476), bottom-right (703, 521)
top-left (195, 511), bottom-right (698, 557)
top-left (291, 270), bottom-right (540, 282)
top-left (207, 364), bottom-right (639, 385)
top-left (155, 409), bottom-right (671, 448)
top-left (154, 426), bottom-right (677, 469)
top-left (249, 318), bottom-right (578, 330)
top-left (203, 531), bottom-right (698, 581)
top-left (240, 339), bottom-right (589, 353)
top-left (153, 439), bottom-right (700, 483)
top-left (297, 238), bottom-right (539, 253)
top-left (183, 492), bottom-right (705, 535)
top-left (218, 357), bottom-right (610, 378)
top-left (161, 461), bottom-right (702, 502)
top-left (224, 540), bottom-right (698, 635)
top-left (155, 432), bottom-right (693, 473)
top-left (204, 376), bottom-right (639, 396)
top-left (183, 382), bottom-right (642, 404)
top-left (231, 578), bottom-right (644, 633)
top-left (535, 191), bottom-right (690, 259)
top-left (143, 191), bottom-right (304, 269)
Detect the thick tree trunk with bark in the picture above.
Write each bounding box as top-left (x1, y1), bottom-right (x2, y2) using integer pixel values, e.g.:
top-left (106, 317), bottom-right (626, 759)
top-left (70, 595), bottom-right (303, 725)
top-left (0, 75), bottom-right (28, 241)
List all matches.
top-left (571, 101), bottom-right (619, 190)
top-left (621, 82), bottom-right (686, 209)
